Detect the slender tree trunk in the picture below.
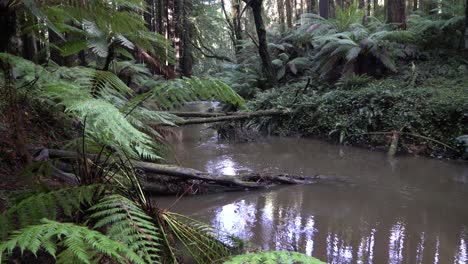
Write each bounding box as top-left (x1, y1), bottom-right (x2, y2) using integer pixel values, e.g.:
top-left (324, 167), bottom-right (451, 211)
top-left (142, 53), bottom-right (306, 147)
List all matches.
top-left (329, 0), bottom-right (335, 18)
top-left (413, 0), bottom-right (418, 11)
top-left (156, 0), bottom-right (164, 34)
top-left (277, 0), bottom-right (286, 32)
top-left (307, 0), bottom-right (317, 12)
top-left (179, 0), bottom-right (193, 76)
top-left (387, 0), bottom-right (406, 28)
top-left (232, 0), bottom-right (243, 47)
top-left (465, 0), bottom-right (468, 49)
top-left (246, 0), bottom-right (278, 87)
top-left (285, 0), bottom-right (294, 28)
top-left (373, 0), bottom-right (378, 14)
top-left (145, 0), bottom-right (156, 32)
top-left (319, 0), bottom-right (329, 18)
top-left (295, 0), bottom-right (303, 21)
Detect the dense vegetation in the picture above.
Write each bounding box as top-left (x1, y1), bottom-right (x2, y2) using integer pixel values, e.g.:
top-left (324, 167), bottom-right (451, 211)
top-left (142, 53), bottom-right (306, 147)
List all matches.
top-left (0, 0), bottom-right (467, 263)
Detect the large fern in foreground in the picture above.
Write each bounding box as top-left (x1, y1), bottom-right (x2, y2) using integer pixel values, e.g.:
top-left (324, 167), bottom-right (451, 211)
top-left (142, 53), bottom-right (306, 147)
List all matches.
top-left (89, 194), bottom-right (161, 263)
top-left (0, 219), bottom-right (146, 264)
top-left (0, 185), bottom-right (103, 240)
top-left (0, 53), bottom-right (244, 159)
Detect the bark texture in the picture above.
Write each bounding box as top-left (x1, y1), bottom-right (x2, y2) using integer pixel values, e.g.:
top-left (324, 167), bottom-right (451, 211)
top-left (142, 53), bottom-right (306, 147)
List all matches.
top-left (246, 0), bottom-right (278, 87)
top-left (386, 0), bottom-right (406, 28)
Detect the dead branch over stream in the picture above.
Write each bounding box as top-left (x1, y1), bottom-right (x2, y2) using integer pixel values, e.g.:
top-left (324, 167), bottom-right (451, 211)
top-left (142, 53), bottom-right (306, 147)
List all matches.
top-left (170, 110), bottom-right (288, 125)
top-left (37, 149), bottom-right (346, 194)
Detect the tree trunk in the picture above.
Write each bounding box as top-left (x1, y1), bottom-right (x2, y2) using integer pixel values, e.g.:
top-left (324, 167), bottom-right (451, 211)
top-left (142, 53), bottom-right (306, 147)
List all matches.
top-left (328, 0), bottom-right (335, 18)
top-left (0, 6), bottom-right (23, 56)
top-left (179, 0), bottom-right (193, 76)
top-left (247, 0), bottom-right (278, 87)
top-left (295, 0), bottom-right (303, 21)
top-left (278, 0), bottom-right (286, 32)
top-left (319, 0), bottom-right (329, 18)
top-left (386, 0), bottom-right (406, 28)
top-left (145, 0), bottom-right (156, 32)
top-left (412, 0), bottom-right (418, 11)
top-left (307, 0), bottom-right (317, 12)
top-left (232, 0), bottom-right (243, 51)
top-left (373, 0), bottom-right (378, 14)
top-left (465, 0), bottom-right (468, 49)
top-left (285, 0), bottom-right (294, 28)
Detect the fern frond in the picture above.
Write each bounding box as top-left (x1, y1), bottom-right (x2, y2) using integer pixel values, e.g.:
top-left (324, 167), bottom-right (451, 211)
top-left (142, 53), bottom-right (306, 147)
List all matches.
top-left (0, 185), bottom-right (103, 240)
top-left (162, 212), bottom-right (232, 264)
top-left (89, 194), bottom-right (161, 263)
top-left (138, 77), bottom-right (245, 111)
top-left (0, 219), bottom-right (146, 264)
top-left (223, 251), bottom-right (325, 264)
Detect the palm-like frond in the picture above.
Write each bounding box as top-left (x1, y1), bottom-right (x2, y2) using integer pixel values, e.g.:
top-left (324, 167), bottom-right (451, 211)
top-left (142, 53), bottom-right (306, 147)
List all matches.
top-left (0, 219), bottom-right (146, 264)
top-left (89, 194), bottom-right (161, 263)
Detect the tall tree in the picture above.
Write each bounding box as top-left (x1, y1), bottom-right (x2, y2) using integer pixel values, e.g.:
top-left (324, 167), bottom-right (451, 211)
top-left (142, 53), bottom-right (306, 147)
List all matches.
top-left (285, 0), bottom-right (294, 28)
top-left (177, 0), bottom-right (193, 76)
top-left (319, 0), bottom-right (329, 18)
top-left (277, 0), bottom-right (286, 32)
top-left (329, 0), bottom-right (335, 18)
top-left (243, 0), bottom-right (277, 87)
top-left (0, 4), bottom-right (21, 55)
top-left (307, 0), bottom-right (317, 12)
top-left (413, 0), bottom-right (418, 11)
top-left (387, 0), bottom-right (406, 27)
top-left (465, 0), bottom-right (468, 49)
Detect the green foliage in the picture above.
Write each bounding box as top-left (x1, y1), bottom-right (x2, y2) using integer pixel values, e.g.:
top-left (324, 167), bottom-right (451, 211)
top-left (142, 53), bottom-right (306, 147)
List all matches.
top-left (250, 61), bottom-right (468, 157)
top-left (223, 251), bottom-right (325, 264)
top-left (0, 185), bottom-right (103, 240)
top-left (162, 212), bottom-right (233, 263)
top-left (407, 13), bottom-right (465, 49)
top-left (0, 53), bottom-right (244, 159)
top-left (36, 0), bottom-right (175, 65)
top-left (312, 24), bottom-right (414, 79)
top-left (0, 219), bottom-right (146, 264)
top-left (89, 194), bottom-right (161, 263)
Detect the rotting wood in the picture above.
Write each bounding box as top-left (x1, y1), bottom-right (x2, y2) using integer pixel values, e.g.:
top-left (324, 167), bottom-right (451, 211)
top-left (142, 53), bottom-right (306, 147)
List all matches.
top-left (37, 148), bottom-right (346, 193)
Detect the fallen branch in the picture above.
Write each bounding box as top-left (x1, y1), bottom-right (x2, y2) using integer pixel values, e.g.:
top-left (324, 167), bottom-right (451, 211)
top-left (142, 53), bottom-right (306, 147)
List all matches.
top-left (40, 149), bottom-right (346, 193)
top-left (174, 110), bottom-right (288, 125)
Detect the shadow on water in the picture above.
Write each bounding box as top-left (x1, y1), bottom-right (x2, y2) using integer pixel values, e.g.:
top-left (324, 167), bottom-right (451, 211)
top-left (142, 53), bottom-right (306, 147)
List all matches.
top-left (156, 102), bottom-right (468, 264)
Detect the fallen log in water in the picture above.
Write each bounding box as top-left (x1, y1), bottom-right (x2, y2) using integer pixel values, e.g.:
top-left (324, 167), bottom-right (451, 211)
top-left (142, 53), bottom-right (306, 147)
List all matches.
top-left (36, 149), bottom-right (346, 194)
top-left (172, 110), bottom-right (288, 125)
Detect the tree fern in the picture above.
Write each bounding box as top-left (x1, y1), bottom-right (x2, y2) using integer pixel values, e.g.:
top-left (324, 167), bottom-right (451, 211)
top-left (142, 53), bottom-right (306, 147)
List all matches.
top-left (0, 185), bottom-right (103, 240)
top-left (0, 219), bottom-right (146, 264)
top-left (162, 212), bottom-right (233, 263)
top-left (89, 194), bottom-right (161, 263)
top-left (223, 251), bottom-right (325, 264)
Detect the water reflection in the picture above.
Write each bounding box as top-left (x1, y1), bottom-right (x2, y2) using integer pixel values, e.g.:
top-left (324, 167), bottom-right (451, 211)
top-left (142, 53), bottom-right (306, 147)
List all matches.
top-left (161, 181), bottom-right (468, 264)
top-left (160, 108), bottom-right (468, 264)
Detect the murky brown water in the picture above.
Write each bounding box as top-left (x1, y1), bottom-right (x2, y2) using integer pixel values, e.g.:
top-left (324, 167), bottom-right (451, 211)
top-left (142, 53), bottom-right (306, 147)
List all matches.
top-left (157, 103), bottom-right (468, 264)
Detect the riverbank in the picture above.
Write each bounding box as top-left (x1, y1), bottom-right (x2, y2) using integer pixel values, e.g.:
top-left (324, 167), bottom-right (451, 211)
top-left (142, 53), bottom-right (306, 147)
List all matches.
top-left (245, 58), bottom-right (468, 159)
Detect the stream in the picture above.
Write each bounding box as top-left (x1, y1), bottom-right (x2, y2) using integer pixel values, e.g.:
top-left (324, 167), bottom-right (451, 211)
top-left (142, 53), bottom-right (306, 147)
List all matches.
top-left (157, 103), bottom-right (468, 264)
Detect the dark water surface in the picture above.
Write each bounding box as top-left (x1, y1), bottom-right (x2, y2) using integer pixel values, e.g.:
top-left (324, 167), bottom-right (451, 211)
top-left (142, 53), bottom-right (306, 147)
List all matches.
top-left (157, 103), bottom-right (468, 264)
